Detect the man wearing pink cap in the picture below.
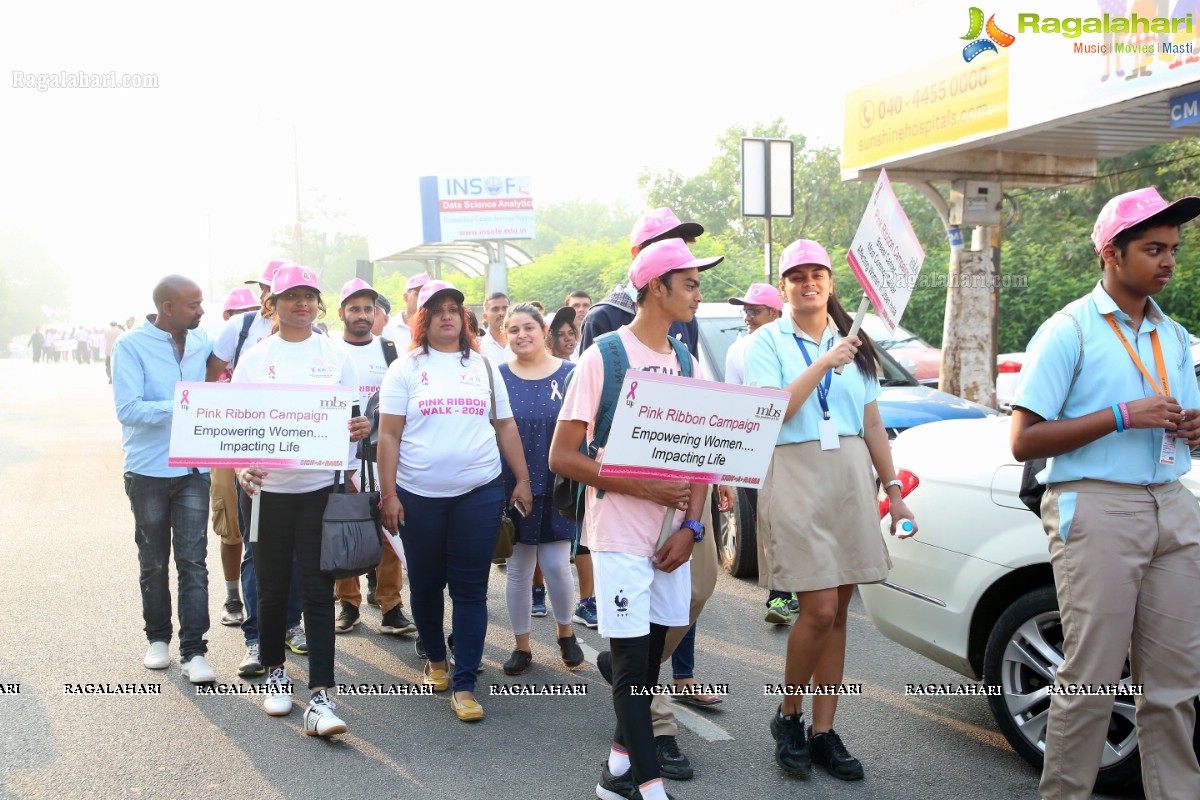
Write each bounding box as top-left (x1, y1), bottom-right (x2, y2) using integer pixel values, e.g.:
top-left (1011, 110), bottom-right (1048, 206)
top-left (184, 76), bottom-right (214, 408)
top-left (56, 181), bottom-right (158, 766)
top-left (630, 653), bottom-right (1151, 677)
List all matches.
top-left (551, 238), bottom-right (722, 800)
top-left (576, 208), bottom-right (717, 783)
top-left (206, 259), bottom-right (294, 382)
top-left (331, 278), bottom-right (415, 637)
top-left (1011, 187), bottom-right (1200, 799)
top-left (380, 272), bottom-right (430, 350)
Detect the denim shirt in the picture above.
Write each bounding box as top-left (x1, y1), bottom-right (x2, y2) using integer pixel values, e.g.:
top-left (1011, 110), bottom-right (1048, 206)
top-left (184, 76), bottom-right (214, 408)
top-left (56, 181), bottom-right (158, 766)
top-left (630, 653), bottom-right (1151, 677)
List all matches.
top-left (112, 318), bottom-right (212, 477)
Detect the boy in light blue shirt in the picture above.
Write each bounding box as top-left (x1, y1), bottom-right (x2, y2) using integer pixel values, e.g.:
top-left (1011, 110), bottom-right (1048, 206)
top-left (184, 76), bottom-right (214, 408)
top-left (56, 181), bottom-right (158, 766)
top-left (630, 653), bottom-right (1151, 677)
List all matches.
top-left (1011, 187), bottom-right (1200, 800)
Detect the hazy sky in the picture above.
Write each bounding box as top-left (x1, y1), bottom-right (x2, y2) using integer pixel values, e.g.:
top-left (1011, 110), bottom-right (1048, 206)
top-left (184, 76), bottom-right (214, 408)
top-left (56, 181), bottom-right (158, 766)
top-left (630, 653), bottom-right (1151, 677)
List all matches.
top-left (1, 0), bottom-right (1185, 326)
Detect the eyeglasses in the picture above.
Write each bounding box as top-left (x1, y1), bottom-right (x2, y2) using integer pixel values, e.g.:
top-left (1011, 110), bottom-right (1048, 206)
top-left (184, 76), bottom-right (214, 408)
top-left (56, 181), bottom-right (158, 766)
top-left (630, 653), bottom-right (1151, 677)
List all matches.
top-left (741, 306), bottom-right (768, 318)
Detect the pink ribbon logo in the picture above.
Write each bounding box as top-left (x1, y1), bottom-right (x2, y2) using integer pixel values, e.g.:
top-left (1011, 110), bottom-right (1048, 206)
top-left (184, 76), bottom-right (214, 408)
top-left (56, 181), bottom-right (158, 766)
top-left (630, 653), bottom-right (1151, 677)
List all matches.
top-left (180, 389), bottom-right (190, 408)
top-left (420, 371), bottom-right (429, 385)
top-left (625, 380), bottom-right (638, 407)
top-left (268, 366), bottom-right (277, 379)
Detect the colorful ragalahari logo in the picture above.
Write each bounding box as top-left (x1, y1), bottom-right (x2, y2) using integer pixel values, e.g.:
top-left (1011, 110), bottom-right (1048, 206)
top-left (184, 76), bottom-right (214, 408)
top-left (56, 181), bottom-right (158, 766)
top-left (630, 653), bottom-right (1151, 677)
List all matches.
top-left (961, 7), bottom-right (1016, 61)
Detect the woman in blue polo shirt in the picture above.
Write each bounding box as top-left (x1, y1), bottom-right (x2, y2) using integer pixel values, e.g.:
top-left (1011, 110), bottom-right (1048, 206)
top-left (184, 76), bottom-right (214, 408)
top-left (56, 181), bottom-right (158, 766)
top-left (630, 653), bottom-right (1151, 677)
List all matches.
top-left (745, 239), bottom-right (916, 784)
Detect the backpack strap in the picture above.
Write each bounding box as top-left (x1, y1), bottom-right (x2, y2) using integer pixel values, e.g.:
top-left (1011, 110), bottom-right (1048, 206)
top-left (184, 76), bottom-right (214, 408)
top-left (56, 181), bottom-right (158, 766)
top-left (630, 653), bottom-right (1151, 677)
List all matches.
top-left (232, 312), bottom-right (256, 369)
top-left (667, 335), bottom-right (694, 378)
top-left (380, 337), bottom-right (398, 367)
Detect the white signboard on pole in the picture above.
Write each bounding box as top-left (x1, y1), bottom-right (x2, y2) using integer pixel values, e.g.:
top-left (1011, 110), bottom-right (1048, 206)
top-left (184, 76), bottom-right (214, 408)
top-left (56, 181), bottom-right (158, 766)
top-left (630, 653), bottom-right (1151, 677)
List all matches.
top-left (845, 169), bottom-right (926, 334)
top-left (168, 382), bottom-right (355, 469)
top-left (597, 372), bottom-right (788, 488)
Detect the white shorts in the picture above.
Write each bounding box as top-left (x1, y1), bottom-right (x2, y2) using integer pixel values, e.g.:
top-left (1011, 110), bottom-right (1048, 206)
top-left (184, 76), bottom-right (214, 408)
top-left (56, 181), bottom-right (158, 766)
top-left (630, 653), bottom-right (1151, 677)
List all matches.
top-left (592, 551), bottom-right (691, 639)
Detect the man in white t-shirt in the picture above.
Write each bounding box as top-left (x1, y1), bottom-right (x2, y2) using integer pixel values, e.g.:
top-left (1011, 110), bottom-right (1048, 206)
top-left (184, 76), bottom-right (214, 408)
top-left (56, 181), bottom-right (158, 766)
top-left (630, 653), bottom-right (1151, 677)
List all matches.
top-left (380, 273), bottom-right (428, 351)
top-left (551, 239), bottom-right (723, 800)
top-left (478, 292), bottom-right (512, 363)
top-left (332, 278), bottom-right (415, 638)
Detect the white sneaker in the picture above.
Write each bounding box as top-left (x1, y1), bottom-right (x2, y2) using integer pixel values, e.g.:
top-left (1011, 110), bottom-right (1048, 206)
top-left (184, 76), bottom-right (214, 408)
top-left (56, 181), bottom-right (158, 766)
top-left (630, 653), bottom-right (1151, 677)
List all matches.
top-left (144, 641), bottom-right (170, 670)
top-left (285, 626), bottom-right (308, 655)
top-left (303, 690), bottom-right (347, 737)
top-left (181, 655), bottom-right (215, 683)
top-left (263, 667), bottom-right (294, 716)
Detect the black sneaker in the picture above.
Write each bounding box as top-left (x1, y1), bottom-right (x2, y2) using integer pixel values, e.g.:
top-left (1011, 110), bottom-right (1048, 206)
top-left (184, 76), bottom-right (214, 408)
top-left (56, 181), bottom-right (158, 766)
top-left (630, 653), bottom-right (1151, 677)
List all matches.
top-left (655, 735), bottom-right (694, 781)
top-left (366, 569), bottom-right (378, 607)
top-left (770, 708), bottom-right (812, 776)
top-left (558, 635), bottom-right (584, 668)
top-left (597, 650), bottom-right (613, 685)
top-left (414, 638), bottom-right (427, 660)
top-left (380, 606), bottom-right (416, 635)
top-left (334, 602), bottom-right (360, 634)
top-left (503, 649), bottom-right (533, 676)
top-left (596, 760), bottom-right (634, 800)
top-left (808, 727), bottom-right (864, 781)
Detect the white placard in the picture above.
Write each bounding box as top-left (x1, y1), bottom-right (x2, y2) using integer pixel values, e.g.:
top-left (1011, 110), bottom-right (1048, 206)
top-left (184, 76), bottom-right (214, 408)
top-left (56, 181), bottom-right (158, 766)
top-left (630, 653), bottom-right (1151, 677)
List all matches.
top-left (597, 372), bottom-right (788, 488)
top-left (168, 382), bottom-right (355, 469)
top-left (845, 169), bottom-right (926, 334)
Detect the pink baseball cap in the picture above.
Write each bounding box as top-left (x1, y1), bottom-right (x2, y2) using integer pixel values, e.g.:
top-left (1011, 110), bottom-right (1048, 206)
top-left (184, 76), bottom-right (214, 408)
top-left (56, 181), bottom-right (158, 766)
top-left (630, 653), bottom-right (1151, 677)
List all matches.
top-left (1091, 187), bottom-right (1200, 254)
top-left (247, 258), bottom-right (294, 286)
top-left (339, 277), bottom-right (378, 306)
top-left (630, 207), bottom-right (705, 250)
top-left (628, 239), bottom-right (723, 290)
top-left (223, 287), bottom-right (260, 313)
top-left (405, 273), bottom-right (431, 292)
top-left (271, 265), bottom-right (321, 295)
top-left (779, 239), bottom-right (832, 276)
top-left (729, 283), bottom-right (783, 312)
top-left (418, 279), bottom-right (465, 309)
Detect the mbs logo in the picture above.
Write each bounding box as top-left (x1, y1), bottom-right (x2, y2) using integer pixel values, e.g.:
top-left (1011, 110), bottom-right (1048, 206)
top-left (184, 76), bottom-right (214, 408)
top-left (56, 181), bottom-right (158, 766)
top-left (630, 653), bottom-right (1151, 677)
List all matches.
top-left (961, 7), bottom-right (1016, 61)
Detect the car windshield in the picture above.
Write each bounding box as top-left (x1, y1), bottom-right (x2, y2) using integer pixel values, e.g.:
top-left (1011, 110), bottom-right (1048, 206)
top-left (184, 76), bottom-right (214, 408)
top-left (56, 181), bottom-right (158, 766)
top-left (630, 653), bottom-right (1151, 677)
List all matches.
top-left (695, 313), bottom-right (918, 387)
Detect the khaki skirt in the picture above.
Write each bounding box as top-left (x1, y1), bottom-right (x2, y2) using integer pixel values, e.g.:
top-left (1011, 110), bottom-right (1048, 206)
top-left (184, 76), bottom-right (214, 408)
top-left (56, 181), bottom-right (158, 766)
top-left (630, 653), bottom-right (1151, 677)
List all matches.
top-left (758, 437), bottom-right (891, 593)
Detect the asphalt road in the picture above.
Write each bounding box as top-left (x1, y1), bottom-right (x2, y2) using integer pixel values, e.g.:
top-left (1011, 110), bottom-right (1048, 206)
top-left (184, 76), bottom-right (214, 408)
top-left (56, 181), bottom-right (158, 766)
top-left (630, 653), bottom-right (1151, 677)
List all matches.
top-left (0, 358), bottom-right (1113, 799)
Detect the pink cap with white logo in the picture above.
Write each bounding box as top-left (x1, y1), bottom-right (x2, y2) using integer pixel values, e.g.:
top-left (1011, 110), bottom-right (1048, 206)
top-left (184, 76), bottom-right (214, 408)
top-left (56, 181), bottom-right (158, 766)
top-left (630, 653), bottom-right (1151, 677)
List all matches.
top-left (405, 273), bottom-right (431, 292)
top-left (418, 279), bottom-right (465, 308)
top-left (728, 283), bottom-right (783, 312)
top-left (1091, 187), bottom-right (1200, 254)
top-left (779, 239), bottom-right (832, 276)
top-left (628, 239), bottom-right (723, 290)
top-left (339, 278), bottom-right (378, 306)
top-left (223, 287), bottom-right (260, 313)
top-left (271, 265), bottom-right (321, 295)
top-left (630, 207), bottom-right (705, 250)
top-left (247, 258), bottom-right (294, 286)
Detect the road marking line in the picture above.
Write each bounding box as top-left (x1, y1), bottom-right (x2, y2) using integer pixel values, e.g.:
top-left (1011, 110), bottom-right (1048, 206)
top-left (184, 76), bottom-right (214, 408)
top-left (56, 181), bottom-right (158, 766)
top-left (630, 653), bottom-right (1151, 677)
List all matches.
top-left (578, 641), bottom-right (734, 743)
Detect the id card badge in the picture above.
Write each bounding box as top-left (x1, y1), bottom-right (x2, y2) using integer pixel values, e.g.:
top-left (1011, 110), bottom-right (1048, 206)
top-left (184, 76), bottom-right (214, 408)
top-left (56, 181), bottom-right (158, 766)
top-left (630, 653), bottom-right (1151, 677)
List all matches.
top-left (1159, 430), bottom-right (1177, 465)
top-left (818, 418), bottom-right (840, 450)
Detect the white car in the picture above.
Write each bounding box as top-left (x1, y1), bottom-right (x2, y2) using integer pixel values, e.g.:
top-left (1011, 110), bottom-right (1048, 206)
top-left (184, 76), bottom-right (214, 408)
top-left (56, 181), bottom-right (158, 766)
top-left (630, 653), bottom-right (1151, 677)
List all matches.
top-left (861, 415), bottom-right (1200, 792)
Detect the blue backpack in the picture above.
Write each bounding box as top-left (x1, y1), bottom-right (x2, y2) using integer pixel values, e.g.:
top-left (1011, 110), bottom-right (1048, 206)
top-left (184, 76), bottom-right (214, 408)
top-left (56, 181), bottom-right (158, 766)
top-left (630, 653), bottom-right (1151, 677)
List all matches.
top-left (551, 331), bottom-right (694, 521)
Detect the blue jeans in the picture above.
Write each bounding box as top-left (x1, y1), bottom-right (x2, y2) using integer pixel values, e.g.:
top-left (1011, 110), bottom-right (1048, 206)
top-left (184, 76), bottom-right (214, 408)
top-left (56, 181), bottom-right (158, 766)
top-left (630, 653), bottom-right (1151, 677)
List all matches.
top-left (123, 471), bottom-right (211, 660)
top-left (671, 622), bottom-right (697, 680)
top-left (236, 484), bottom-right (302, 644)
top-left (398, 477), bottom-right (504, 693)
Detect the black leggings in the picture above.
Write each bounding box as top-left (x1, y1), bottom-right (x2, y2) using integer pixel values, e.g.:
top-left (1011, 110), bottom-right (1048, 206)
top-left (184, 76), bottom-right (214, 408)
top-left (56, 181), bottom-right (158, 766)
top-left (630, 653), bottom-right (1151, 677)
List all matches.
top-left (610, 623), bottom-right (669, 785)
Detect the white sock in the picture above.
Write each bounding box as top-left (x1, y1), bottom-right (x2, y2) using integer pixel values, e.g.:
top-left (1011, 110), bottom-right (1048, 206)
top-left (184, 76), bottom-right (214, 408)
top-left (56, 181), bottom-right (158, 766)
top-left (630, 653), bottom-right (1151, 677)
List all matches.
top-left (226, 580), bottom-right (239, 602)
top-left (607, 744), bottom-right (630, 776)
top-left (637, 778), bottom-right (668, 800)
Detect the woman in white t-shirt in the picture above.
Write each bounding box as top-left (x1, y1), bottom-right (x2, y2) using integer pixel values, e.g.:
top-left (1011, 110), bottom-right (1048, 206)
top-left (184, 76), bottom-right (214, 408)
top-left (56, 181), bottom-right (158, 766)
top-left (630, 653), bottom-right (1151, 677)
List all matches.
top-left (234, 265), bottom-right (370, 738)
top-left (378, 281), bottom-right (532, 723)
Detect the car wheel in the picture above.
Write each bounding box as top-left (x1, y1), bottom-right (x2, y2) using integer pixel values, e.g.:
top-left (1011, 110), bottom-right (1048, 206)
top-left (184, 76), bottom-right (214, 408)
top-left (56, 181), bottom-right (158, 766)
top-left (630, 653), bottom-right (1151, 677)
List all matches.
top-left (713, 487), bottom-right (757, 578)
top-left (983, 585), bottom-right (1142, 793)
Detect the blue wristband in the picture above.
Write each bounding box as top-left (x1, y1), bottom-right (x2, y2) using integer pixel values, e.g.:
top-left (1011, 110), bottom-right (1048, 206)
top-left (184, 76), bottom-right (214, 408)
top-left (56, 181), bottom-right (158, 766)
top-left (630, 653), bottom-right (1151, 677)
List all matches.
top-left (1112, 404), bottom-right (1125, 433)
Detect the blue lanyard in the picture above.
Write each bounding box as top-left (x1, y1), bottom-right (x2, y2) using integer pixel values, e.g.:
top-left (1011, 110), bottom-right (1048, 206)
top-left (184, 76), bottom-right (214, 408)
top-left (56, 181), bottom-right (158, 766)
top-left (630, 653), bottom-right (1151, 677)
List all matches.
top-left (794, 334), bottom-right (833, 419)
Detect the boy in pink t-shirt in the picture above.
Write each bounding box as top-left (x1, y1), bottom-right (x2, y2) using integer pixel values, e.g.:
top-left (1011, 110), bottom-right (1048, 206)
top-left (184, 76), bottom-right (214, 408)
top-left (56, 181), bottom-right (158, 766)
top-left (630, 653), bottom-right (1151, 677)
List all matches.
top-left (551, 239), bottom-right (722, 800)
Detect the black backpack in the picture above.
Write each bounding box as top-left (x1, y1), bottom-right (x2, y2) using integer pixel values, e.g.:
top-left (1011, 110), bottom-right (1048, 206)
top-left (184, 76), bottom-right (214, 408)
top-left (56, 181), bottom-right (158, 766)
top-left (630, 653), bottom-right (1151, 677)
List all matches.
top-left (358, 338), bottom-right (399, 466)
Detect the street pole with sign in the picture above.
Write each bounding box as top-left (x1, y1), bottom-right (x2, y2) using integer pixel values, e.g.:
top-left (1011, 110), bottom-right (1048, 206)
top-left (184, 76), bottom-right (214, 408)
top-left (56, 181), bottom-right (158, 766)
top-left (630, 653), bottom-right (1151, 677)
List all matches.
top-left (741, 137), bottom-right (794, 284)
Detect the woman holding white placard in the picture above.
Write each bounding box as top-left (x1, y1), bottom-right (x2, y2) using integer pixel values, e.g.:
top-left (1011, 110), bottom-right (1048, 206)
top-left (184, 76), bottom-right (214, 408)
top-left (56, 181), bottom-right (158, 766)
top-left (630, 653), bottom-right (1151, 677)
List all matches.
top-left (744, 238), bottom-right (916, 782)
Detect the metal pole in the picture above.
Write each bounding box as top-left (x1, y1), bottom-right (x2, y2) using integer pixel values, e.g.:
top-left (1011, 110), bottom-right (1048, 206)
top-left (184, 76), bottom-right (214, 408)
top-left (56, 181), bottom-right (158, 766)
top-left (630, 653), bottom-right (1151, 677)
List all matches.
top-left (292, 125), bottom-right (303, 264)
top-left (763, 143), bottom-right (773, 283)
top-left (764, 217), bottom-right (773, 284)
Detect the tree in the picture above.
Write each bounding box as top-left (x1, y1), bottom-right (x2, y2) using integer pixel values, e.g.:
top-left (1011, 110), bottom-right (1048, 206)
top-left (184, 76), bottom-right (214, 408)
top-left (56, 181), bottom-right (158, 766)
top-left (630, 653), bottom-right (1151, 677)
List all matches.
top-left (0, 231), bottom-right (67, 349)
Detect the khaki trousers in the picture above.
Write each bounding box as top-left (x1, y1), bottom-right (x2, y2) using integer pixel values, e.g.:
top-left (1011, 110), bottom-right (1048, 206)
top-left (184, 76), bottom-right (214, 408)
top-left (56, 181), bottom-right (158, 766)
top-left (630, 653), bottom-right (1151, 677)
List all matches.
top-left (1040, 480), bottom-right (1200, 800)
top-left (209, 467), bottom-right (241, 546)
top-left (335, 541), bottom-right (405, 614)
top-left (651, 489), bottom-right (717, 737)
